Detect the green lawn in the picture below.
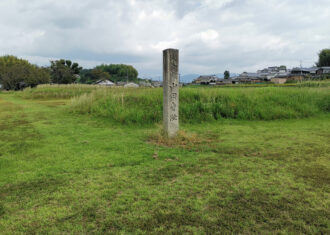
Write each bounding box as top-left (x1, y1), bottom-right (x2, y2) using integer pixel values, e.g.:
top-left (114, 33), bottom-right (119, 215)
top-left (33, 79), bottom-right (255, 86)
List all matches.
top-left (0, 91), bottom-right (329, 234)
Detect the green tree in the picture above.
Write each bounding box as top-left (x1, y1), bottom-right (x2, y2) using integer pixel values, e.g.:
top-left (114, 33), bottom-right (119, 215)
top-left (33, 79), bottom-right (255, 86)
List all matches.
top-left (0, 55), bottom-right (50, 90)
top-left (224, 70), bottom-right (230, 79)
top-left (50, 59), bottom-right (82, 84)
top-left (90, 69), bottom-right (111, 82)
top-left (279, 65), bottom-right (287, 71)
top-left (79, 68), bottom-right (111, 84)
top-left (316, 48), bottom-right (330, 67)
top-left (95, 64), bottom-right (138, 82)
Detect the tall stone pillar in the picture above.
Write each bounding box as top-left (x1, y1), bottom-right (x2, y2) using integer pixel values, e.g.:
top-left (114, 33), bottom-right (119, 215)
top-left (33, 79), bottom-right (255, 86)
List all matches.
top-left (163, 49), bottom-right (179, 138)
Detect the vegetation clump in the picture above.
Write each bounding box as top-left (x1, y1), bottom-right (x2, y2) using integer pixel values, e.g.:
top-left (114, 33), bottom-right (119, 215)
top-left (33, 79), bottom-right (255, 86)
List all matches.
top-left (317, 48), bottom-right (330, 67)
top-left (50, 59), bottom-right (82, 84)
top-left (66, 86), bottom-right (330, 124)
top-left (0, 55), bottom-right (50, 90)
top-left (79, 64), bottom-right (139, 84)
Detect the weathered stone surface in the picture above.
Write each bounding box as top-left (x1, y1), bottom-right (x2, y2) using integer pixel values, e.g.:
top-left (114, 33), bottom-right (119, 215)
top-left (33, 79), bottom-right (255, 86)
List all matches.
top-left (163, 49), bottom-right (179, 138)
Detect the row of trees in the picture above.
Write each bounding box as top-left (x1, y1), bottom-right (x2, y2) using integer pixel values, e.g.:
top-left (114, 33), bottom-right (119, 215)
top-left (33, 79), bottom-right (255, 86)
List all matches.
top-left (0, 56), bottom-right (50, 90)
top-left (0, 55), bottom-right (139, 90)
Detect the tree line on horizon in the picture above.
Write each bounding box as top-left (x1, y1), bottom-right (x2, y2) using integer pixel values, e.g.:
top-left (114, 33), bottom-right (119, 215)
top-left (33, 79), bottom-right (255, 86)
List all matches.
top-left (1, 48), bottom-right (330, 90)
top-left (0, 56), bottom-right (139, 90)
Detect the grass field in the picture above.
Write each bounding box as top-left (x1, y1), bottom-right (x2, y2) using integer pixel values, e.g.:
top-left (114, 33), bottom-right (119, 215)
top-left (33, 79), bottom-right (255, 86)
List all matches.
top-left (0, 85), bottom-right (329, 234)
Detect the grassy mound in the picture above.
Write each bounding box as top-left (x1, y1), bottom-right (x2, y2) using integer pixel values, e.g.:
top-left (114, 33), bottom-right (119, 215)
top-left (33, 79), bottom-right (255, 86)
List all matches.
top-left (20, 84), bottom-right (99, 99)
top-left (68, 87), bottom-right (330, 124)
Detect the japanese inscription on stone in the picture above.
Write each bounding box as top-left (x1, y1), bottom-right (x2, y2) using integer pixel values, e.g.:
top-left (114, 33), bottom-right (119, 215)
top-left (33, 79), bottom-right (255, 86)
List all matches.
top-left (163, 49), bottom-right (179, 137)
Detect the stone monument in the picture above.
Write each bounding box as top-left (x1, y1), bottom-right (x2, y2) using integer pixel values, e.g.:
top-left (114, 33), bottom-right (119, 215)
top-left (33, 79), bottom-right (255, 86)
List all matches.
top-left (163, 49), bottom-right (179, 138)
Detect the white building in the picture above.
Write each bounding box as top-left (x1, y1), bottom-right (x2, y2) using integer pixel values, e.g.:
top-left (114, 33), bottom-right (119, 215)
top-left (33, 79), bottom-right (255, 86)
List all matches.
top-left (95, 80), bottom-right (115, 86)
top-left (124, 82), bottom-right (139, 88)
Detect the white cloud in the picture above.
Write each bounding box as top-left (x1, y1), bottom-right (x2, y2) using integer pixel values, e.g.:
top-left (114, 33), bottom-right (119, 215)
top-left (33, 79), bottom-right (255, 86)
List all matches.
top-left (0, 0), bottom-right (329, 77)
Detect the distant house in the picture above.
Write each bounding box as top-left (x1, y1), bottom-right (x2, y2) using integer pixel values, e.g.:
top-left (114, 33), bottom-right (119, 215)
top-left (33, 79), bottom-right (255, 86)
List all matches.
top-left (271, 78), bottom-right (287, 84)
top-left (216, 79), bottom-right (235, 85)
top-left (124, 82), bottom-right (139, 88)
top-left (193, 75), bottom-right (219, 85)
top-left (239, 72), bottom-right (259, 78)
top-left (228, 64), bottom-right (329, 85)
top-left (274, 71), bottom-right (290, 79)
top-left (230, 77), bottom-right (240, 84)
top-left (258, 66), bottom-right (286, 74)
top-left (316, 67), bottom-right (330, 75)
top-left (255, 66), bottom-right (289, 81)
top-left (268, 66), bottom-right (279, 72)
top-left (290, 68), bottom-right (312, 75)
top-left (237, 72), bottom-right (264, 83)
top-left (287, 67), bottom-right (324, 80)
top-left (139, 81), bottom-right (152, 87)
top-left (116, 81), bottom-right (126, 86)
top-left (95, 79), bottom-right (115, 86)
top-left (151, 81), bottom-right (161, 87)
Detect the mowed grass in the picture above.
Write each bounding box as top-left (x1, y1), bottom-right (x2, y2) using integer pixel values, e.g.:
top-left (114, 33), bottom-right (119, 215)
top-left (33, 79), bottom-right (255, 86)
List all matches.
top-left (0, 87), bottom-right (329, 234)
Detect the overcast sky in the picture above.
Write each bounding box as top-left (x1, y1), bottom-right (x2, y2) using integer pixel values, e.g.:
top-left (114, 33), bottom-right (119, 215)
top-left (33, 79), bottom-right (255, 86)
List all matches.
top-left (0, 0), bottom-right (329, 77)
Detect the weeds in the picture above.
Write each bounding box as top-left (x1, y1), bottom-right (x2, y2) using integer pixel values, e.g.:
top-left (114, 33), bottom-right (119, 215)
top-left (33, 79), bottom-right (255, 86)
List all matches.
top-left (68, 86), bottom-right (330, 124)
